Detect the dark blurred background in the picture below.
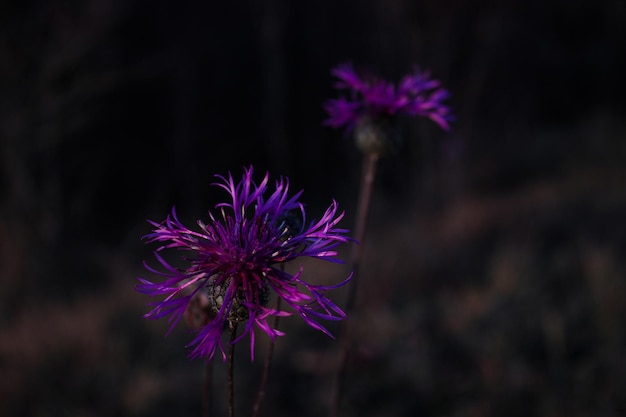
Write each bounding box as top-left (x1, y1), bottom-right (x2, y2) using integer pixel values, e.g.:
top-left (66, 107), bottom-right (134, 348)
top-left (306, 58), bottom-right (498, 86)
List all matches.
top-left (1, 0), bottom-right (626, 416)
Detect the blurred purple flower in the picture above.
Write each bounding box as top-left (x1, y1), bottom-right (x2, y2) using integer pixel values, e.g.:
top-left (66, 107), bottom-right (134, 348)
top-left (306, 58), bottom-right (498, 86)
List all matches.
top-left (324, 63), bottom-right (453, 133)
top-left (137, 167), bottom-right (351, 361)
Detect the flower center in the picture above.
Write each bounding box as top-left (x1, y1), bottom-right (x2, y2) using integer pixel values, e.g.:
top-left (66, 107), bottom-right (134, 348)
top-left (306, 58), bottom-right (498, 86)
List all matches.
top-left (206, 275), bottom-right (270, 323)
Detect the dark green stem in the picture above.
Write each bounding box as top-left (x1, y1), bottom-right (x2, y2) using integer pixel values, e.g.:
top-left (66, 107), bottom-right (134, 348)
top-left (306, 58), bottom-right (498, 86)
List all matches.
top-left (329, 151), bottom-right (379, 417)
top-left (203, 360), bottom-right (213, 417)
top-left (228, 322), bottom-right (238, 417)
top-left (251, 297), bottom-right (282, 417)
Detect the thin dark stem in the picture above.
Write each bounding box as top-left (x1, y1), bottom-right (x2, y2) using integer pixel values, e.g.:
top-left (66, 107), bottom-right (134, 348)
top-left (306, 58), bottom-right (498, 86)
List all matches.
top-left (228, 322), bottom-right (239, 417)
top-left (203, 360), bottom-right (213, 417)
top-left (251, 297), bottom-right (282, 417)
top-left (329, 152), bottom-right (379, 417)
top-left (346, 151), bottom-right (379, 312)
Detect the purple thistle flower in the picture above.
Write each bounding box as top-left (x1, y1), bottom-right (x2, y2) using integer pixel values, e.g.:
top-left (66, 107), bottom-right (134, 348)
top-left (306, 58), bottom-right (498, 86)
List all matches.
top-left (137, 167), bottom-right (351, 361)
top-left (324, 63), bottom-right (453, 135)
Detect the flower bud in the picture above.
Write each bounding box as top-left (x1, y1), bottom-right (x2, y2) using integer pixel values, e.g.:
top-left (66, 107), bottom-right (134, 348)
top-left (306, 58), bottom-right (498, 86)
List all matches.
top-left (354, 117), bottom-right (401, 156)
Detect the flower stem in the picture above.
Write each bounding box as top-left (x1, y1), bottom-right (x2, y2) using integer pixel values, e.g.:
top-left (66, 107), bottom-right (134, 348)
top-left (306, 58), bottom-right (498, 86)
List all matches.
top-left (203, 360), bottom-right (213, 417)
top-left (251, 297), bottom-right (282, 417)
top-left (347, 151), bottom-right (379, 311)
top-left (228, 322), bottom-right (238, 417)
top-left (329, 151), bottom-right (379, 417)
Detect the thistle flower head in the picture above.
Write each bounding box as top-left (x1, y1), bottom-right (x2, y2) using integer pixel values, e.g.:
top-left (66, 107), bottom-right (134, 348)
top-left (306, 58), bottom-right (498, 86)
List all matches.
top-left (324, 63), bottom-right (453, 153)
top-left (137, 167), bottom-right (351, 361)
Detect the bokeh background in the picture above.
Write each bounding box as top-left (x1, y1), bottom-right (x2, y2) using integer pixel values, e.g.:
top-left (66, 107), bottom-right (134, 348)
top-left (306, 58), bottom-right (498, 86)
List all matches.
top-left (2, 0), bottom-right (625, 416)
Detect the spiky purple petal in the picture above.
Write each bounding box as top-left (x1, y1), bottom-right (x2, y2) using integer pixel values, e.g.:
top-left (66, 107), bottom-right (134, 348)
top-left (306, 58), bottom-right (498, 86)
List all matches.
top-left (324, 63), bottom-right (453, 133)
